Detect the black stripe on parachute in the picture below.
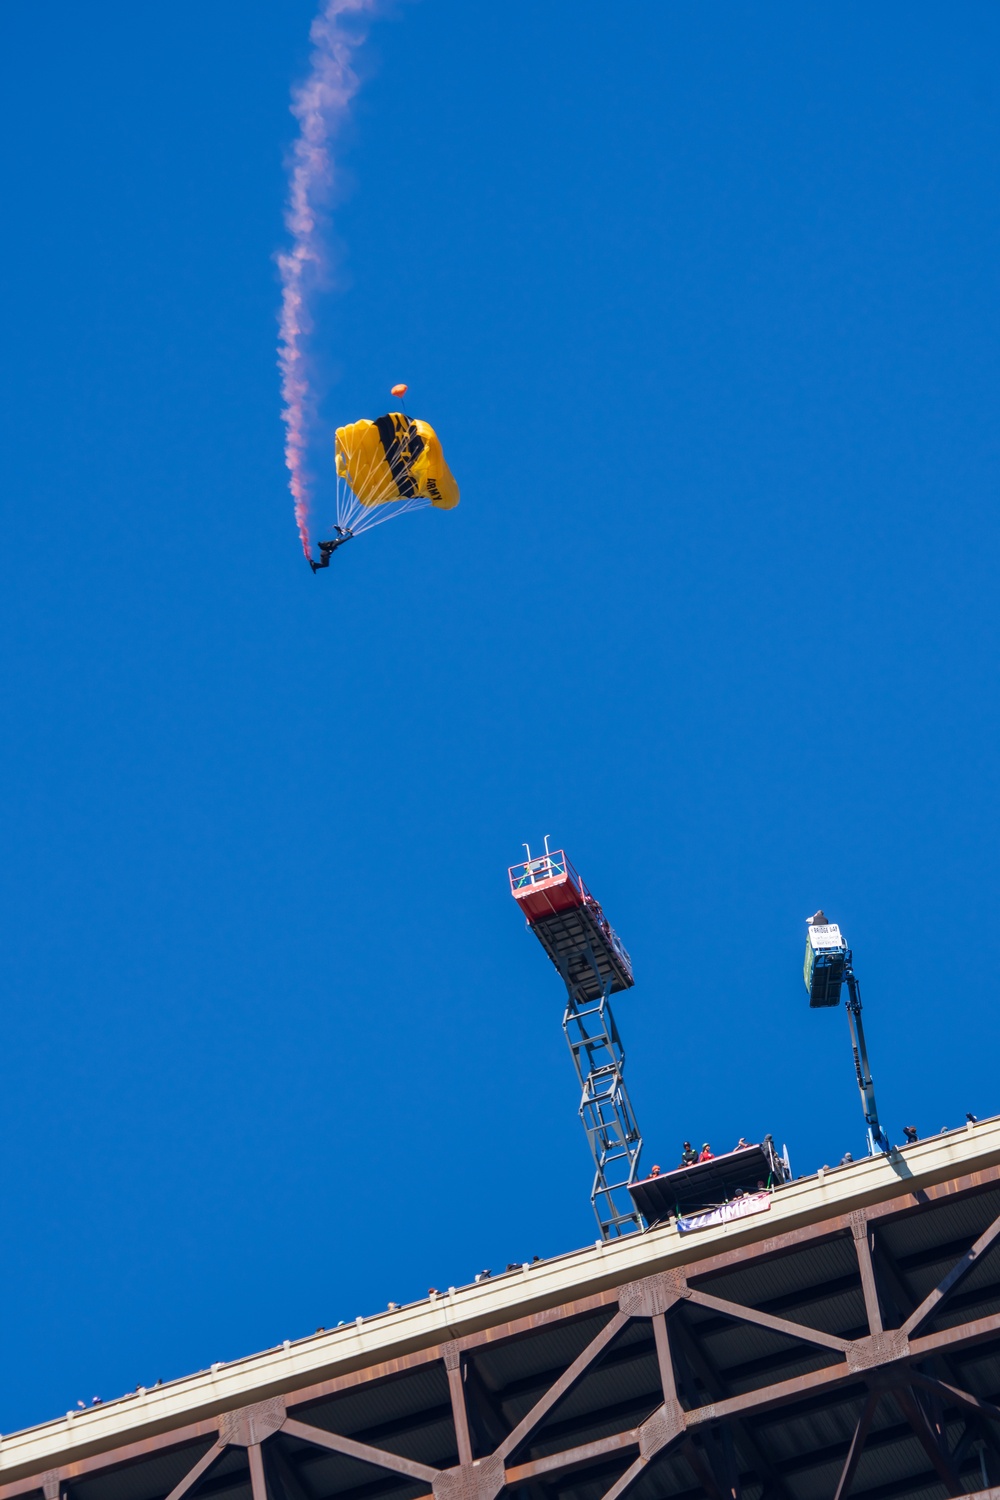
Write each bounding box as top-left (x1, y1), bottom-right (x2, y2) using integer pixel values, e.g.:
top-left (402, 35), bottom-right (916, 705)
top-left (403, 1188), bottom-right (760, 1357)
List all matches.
top-left (374, 414), bottom-right (424, 500)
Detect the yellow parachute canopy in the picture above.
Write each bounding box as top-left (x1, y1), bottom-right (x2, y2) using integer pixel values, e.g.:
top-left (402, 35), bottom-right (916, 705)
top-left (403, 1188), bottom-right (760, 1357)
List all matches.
top-left (335, 414), bottom-right (459, 511)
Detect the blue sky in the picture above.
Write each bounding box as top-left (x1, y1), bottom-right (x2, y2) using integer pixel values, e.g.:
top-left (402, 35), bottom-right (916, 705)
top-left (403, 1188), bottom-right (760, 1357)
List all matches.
top-left (1, 0), bottom-right (998, 1434)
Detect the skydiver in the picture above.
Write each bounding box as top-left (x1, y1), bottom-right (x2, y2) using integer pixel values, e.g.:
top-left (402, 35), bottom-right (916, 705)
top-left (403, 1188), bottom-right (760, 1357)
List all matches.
top-left (309, 526), bottom-right (354, 572)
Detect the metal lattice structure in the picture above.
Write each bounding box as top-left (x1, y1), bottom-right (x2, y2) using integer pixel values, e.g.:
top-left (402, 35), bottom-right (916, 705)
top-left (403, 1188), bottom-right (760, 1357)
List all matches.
top-left (562, 972), bottom-right (644, 1240)
top-left (8, 1124), bottom-right (1000, 1500)
top-left (509, 849), bottom-right (643, 1240)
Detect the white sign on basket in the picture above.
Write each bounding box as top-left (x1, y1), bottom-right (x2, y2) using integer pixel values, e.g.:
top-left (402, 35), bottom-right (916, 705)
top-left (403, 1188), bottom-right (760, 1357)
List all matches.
top-left (676, 1192), bottom-right (772, 1235)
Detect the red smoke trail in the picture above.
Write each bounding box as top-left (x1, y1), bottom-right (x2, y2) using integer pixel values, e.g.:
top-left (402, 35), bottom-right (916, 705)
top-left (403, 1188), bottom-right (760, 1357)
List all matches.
top-left (278, 0), bottom-right (376, 560)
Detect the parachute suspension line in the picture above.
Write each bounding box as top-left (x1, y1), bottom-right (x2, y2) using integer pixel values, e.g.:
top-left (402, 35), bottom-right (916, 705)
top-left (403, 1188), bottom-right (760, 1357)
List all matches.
top-left (341, 461), bottom-right (406, 519)
top-left (346, 432), bottom-right (429, 520)
top-left (334, 481), bottom-right (425, 538)
top-left (324, 410), bottom-right (457, 546)
top-left (333, 435), bottom-right (435, 536)
top-left (335, 470), bottom-right (430, 535)
top-left (339, 472), bottom-right (361, 531)
top-left (336, 449), bottom-right (387, 531)
top-left (351, 493), bottom-right (431, 532)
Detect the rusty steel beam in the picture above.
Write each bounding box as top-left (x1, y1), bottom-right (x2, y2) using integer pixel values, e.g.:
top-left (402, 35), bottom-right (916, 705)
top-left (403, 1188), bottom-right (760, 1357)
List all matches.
top-left (670, 1274), bottom-right (862, 1351)
top-left (692, 1424), bottom-right (741, 1500)
top-left (720, 1424), bottom-right (742, 1500)
top-left (0, 1424), bottom-right (226, 1500)
top-left (283, 1296), bottom-right (618, 1420)
top-left (460, 1359), bottom-right (509, 1451)
top-left (526, 1389), bottom-right (659, 1458)
top-left (486, 1324), bottom-right (655, 1419)
top-left (920, 1377), bottom-right (950, 1463)
top-left (274, 1450), bottom-right (429, 1500)
top-left (893, 1385), bottom-right (964, 1496)
top-left (686, 1362), bottom-right (858, 1426)
top-left (850, 1215), bottom-right (884, 1336)
top-left (874, 1235), bottom-right (1000, 1474)
top-left (652, 1313), bottom-right (678, 1405)
top-left (14, 1170), bottom-right (1000, 1500)
top-left (912, 1309), bottom-right (1000, 1360)
top-left (452, 1294), bottom-right (618, 1358)
top-left (681, 1435), bottom-right (727, 1500)
top-left (494, 1309), bottom-right (628, 1462)
top-left (442, 1347), bottom-right (472, 1468)
top-left (598, 1454), bottom-right (648, 1500)
top-left (686, 1166), bottom-right (1000, 1288)
top-left (272, 1167), bottom-right (1000, 1432)
top-left (950, 1420), bottom-right (983, 1476)
top-left (505, 1429), bottom-right (640, 1482)
top-left (903, 1212), bottom-right (1000, 1338)
top-left (165, 1440), bottom-right (228, 1500)
top-left (280, 1417), bottom-right (440, 1486)
top-left (655, 1307), bottom-right (1000, 1439)
top-left (872, 1234), bottom-right (915, 1329)
top-left (908, 1374), bottom-right (1000, 1428)
top-left (833, 1391), bottom-right (880, 1500)
top-left (266, 1444), bottom-right (312, 1500)
top-left (677, 1308), bottom-right (1000, 1431)
top-left (318, 1400), bottom-right (451, 1454)
top-left (7, 1300), bottom-right (1000, 1500)
top-left (287, 1347), bottom-right (446, 1413)
top-left (719, 1422), bottom-right (741, 1500)
top-left (247, 1446), bottom-right (268, 1500)
top-left (6, 1166), bottom-right (1000, 1500)
top-left (668, 1307), bottom-right (794, 1500)
top-left (683, 1287), bottom-right (851, 1353)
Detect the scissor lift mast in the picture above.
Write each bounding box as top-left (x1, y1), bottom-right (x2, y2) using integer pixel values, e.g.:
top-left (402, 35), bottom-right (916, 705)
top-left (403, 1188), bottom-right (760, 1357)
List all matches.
top-left (509, 848), bottom-right (643, 1240)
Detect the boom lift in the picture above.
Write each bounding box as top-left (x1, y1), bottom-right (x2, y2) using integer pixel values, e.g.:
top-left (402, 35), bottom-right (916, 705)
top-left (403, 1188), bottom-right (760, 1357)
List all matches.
top-left (509, 844), bottom-right (643, 1240)
top-left (805, 917), bottom-right (891, 1156)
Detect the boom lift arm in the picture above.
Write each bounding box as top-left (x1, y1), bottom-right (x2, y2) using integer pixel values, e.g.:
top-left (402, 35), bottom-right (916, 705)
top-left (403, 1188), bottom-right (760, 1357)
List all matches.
top-left (804, 917), bottom-right (891, 1157)
top-left (843, 954), bottom-right (892, 1157)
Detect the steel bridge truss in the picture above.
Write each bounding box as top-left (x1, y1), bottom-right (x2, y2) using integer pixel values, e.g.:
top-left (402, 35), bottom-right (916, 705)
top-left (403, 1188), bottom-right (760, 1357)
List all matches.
top-left (15, 1165), bottom-right (1000, 1500)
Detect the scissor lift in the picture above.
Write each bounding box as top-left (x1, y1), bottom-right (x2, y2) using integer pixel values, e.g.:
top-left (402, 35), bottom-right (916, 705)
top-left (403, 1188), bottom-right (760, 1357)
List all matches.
top-left (510, 849), bottom-right (643, 1240)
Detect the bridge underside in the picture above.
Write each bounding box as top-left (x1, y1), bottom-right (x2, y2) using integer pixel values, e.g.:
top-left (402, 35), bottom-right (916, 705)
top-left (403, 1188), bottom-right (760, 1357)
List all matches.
top-left (9, 1167), bottom-right (1000, 1500)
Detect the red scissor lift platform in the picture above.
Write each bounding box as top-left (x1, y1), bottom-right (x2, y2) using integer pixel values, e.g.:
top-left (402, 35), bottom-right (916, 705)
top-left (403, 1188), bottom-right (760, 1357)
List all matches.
top-left (510, 848), bottom-right (641, 1238)
top-left (509, 851), bottom-right (634, 1001)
